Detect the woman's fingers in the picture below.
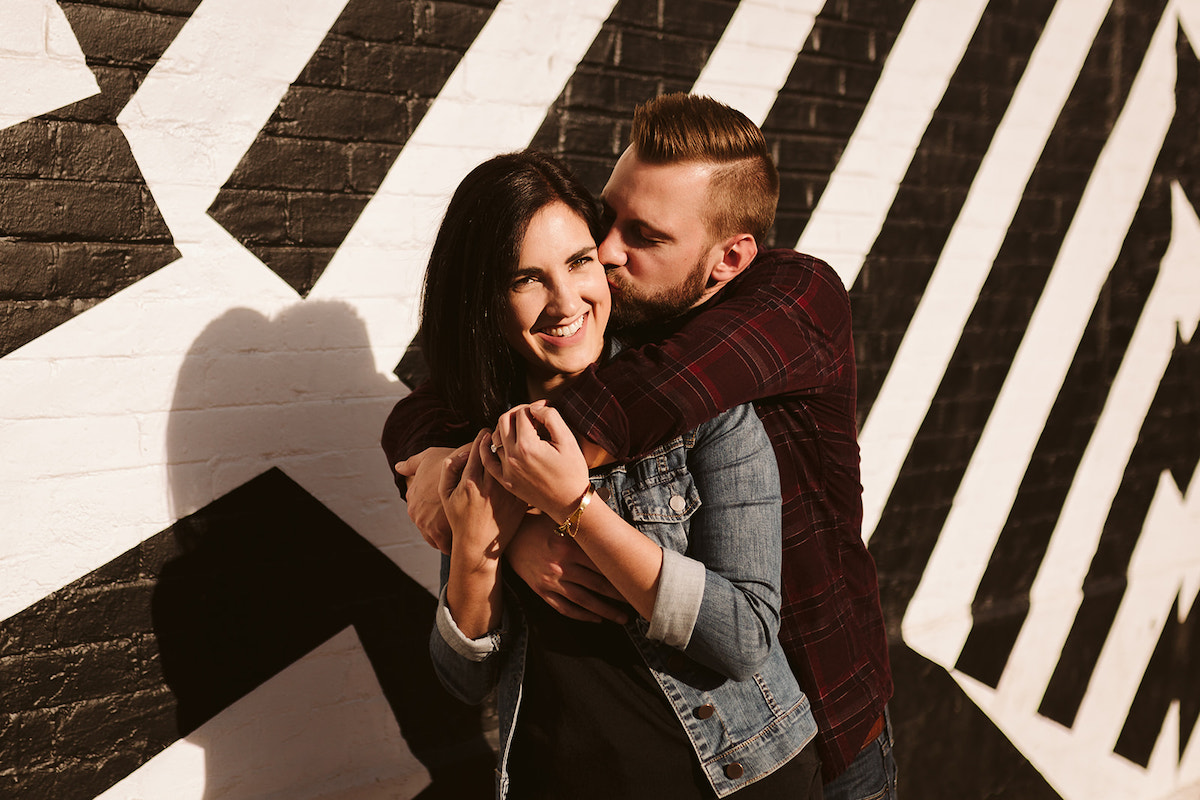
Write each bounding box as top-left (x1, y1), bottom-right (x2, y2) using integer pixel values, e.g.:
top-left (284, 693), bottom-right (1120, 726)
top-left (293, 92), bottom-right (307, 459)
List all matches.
top-left (510, 405), bottom-right (541, 449)
top-left (527, 403), bottom-right (574, 448)
top-left (437, 448), bottom-right (467, 502)
top-left (461, 429), bottom-right (488, 481)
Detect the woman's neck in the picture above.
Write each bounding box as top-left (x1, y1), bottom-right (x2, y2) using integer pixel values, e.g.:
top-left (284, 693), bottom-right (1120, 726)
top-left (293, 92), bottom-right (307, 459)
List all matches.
top-left (523, 371), bottom-right (573, 405)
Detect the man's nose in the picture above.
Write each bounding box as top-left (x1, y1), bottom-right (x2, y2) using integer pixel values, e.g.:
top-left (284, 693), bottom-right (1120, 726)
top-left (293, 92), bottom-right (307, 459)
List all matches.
top-left (597, 226), bottom-right (625, 267)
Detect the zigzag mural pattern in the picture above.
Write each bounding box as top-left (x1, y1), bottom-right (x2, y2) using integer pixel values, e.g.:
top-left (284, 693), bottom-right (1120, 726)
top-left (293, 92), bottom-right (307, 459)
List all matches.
top-left (2, 0), bottom-right (1199, 797)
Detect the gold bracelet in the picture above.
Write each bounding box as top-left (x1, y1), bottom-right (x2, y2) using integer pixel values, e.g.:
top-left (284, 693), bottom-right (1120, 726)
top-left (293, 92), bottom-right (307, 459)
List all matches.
top-left (554, 485), bottom-right (595, 539)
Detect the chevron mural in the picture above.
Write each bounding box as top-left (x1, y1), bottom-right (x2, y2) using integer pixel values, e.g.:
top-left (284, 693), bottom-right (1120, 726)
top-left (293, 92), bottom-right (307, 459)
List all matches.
top-left (1, 0), bottom-right (1197, 797)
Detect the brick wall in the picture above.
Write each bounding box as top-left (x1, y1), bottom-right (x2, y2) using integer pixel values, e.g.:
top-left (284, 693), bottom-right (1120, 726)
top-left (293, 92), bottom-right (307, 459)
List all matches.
top-left (1, 1), bottom-right (1198, 798)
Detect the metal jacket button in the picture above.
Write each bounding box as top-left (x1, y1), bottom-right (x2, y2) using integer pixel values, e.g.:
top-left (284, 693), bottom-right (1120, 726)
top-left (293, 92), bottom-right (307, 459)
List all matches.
top-left (669, 494), bottom-right (686, 512)
top-left (724, 762), bottom-right (744, 779)
top-left (596, 486), bottom-right (611, 502)
top-left (695, 703), bottom-right (715, 720)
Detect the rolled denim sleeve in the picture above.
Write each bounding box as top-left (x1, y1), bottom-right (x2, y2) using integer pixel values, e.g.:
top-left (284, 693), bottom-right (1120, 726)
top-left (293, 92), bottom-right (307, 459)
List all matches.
top-left (435, 585), bottom-right (501, 662)
top-left (679, 405), bottom-right (783, 680)
top-left (429, 568), bottom-right (506, 705)
top-left (647, 548), bottom-right (706, 647)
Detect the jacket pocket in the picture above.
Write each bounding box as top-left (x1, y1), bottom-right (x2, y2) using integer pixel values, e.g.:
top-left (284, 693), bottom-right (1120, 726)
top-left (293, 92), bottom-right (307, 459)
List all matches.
top-left (621, 467), bottom-right (700, 553)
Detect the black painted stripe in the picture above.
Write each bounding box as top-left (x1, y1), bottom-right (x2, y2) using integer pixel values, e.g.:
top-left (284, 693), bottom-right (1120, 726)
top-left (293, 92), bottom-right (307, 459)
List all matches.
top-left (954, 0), bottom-right (1177, 692)
top-left (207, 0), bottom-right (501, 297)
top-left (1115, 595), bottom-right (1200, 766)
top-left (0, 468), bottom-right (489, 798)
top-left (0, 2), bottom-right (193, 357)
top-left (1039, 327), bottom-right (1200, 741)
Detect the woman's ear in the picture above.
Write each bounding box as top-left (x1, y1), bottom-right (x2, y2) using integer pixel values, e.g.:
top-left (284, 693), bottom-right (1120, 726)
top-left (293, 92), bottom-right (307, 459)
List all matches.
top-left (709, 234), bottom-right (759, 286)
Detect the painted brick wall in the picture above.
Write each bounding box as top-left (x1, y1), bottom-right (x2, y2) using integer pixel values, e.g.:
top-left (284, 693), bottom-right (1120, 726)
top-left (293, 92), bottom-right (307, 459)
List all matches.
top-left (1, 1), bottom-right (1198, 798)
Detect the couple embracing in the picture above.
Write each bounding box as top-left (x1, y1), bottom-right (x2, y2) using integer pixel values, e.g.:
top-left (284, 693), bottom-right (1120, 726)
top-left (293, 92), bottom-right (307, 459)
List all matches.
top-left (382, 93), bottom-right (895, 800)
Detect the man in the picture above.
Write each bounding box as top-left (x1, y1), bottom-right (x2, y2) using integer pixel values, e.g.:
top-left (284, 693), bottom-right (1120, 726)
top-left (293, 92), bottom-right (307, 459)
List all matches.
top-left (383, 93), bottom-right (895, 798)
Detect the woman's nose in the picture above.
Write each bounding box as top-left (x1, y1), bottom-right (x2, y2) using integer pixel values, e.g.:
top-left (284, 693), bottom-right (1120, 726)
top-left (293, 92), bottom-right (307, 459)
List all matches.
top-left (545, 280), bottom-right (583, 317)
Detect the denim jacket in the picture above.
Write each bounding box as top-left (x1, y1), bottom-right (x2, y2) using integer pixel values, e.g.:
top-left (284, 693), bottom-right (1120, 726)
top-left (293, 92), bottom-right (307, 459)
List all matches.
top-left (431, 403), bottom-right (817, 798)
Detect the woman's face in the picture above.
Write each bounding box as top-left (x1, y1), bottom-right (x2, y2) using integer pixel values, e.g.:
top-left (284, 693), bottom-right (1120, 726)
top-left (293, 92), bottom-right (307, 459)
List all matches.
top-left (502, 201), bottom-right (610, 390)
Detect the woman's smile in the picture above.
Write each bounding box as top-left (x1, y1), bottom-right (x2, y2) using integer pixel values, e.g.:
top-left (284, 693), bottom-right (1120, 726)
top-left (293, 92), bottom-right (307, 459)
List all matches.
top-left (536, 310), bottom-right (588, 340)
top-left (502, 201), bottom-right (611, 398)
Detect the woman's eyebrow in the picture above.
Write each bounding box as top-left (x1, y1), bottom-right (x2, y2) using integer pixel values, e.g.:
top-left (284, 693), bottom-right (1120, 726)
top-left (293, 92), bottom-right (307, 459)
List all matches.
top-left (511, 265), bottom-right (542, 279)
top-left (564, 245), bottom-right (596, 263)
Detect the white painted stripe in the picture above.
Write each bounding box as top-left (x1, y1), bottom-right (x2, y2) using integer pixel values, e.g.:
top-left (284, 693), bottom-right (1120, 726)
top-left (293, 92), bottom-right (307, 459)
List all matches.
top-left (1010, 184), bottom-right (1200, 723)
top-left (691, 0), bottom-right (825, 125)
top-left (903, 3), bottom-right (1176, 675)
top-left (858, 0), bottom-right (1114, 541)
top-left (0, 0), bottom-right (616, 623)
top-left (118, 0), bottom-right (352, 246)
top-left (0, 0), bottom-right (99, 130)
top-left (308, 0), bottom-right (620, 377)
top-left (795, 0), bottom-right (988, 287)
top-left (945, 15), bottom-right (1200, 796)
top-left (95, 629), bottom-right (429, 800)
top-left (0, 0), bottom-right (363, 622)
top-left (1082, 471), bottom-right (1200, 756)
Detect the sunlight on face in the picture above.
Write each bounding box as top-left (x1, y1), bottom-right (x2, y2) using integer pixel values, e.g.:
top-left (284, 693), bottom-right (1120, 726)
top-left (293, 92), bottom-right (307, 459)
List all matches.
top-left (597, 147), bottom-right (723, 326)
top-left (502, 201), bottom-right (610, 399)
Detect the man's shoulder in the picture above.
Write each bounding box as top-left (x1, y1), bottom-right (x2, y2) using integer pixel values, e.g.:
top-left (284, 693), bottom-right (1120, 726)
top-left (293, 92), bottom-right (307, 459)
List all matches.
top-left (725, 248), bottom-right (848, 304)
top-left (750, 247), bottom-right (840, 280)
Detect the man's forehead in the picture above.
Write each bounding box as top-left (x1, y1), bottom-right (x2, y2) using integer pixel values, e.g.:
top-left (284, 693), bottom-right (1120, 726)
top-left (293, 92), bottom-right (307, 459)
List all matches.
top-left (602, 149), bottom-right (712, 212)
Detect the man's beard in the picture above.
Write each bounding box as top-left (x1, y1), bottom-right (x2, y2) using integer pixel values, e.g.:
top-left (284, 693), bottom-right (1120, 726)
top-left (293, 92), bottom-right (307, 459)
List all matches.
top-left (608, 256), bottom-right (709, 329)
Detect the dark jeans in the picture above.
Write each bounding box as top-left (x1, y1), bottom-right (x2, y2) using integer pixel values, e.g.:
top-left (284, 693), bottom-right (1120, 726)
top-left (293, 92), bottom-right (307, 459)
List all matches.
top-left (822, 708), bottom-right (897, 800)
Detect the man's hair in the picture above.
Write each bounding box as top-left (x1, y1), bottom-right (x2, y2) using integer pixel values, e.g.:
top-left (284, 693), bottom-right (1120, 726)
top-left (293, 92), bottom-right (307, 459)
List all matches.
top-left (420, 150), bottom-right (600, 428)
top-left (630, 92), bottom-right (779, 243)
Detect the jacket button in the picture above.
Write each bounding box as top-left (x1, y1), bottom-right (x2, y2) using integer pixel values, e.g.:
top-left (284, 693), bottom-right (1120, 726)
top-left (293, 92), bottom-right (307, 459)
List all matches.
top-left (669, 494), bottom-right (686, 512)
top-left (596, 486), bottom-right (611, 502)
top-left (724, 762), bottom-right (744, 779)
top-left (695, 703), bottom-right (715, 720)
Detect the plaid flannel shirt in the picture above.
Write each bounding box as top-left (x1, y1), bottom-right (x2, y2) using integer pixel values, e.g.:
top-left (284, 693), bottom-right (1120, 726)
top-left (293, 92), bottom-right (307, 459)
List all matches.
top-left (381, 249), bottom-right (892, 780)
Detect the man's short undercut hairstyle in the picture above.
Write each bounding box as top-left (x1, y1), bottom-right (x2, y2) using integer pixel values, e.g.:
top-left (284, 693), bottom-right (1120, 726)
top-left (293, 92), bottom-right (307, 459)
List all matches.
top-left (631, 92), bottom-right (779, 244)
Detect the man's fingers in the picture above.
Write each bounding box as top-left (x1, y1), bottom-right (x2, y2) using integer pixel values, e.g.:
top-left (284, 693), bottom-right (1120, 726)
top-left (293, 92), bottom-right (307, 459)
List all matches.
top-left (540, 592), bottom-right (605, 624)
top-left (563, 563), bottom-right (626, 604)
top-left (396, 448), bottom-right (432, 477)
top-left (554, 582), bottom-right (629, 624)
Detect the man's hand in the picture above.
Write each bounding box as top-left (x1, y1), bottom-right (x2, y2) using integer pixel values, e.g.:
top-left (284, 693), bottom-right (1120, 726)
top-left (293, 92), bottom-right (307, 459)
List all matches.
top-left (506, 514), bottom-right (630, 624)
top-left (396, 446), bottom-right (456, 553)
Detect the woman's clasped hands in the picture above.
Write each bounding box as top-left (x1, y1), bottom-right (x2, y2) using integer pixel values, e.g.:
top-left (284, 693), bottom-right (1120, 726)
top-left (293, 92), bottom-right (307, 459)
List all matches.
top-left (480, 400), bottom-right (592, 526)
top-left (438, 428), bottom-right (529, 567)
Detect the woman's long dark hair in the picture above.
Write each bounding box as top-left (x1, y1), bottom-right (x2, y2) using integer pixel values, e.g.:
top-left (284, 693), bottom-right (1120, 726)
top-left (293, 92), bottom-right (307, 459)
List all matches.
top-left (420, 151), bottom-right (601, 429)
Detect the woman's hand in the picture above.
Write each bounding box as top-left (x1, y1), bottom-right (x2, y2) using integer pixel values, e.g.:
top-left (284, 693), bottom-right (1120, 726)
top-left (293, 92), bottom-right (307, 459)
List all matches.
top-left (439, 429), bottom-right (528, 567)
top-left (482, 401), bottom-right (591, 523)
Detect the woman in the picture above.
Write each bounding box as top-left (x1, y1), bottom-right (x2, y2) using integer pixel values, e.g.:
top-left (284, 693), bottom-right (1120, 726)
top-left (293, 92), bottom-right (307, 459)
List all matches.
top-left (421, 151), bottom-right (821, 799)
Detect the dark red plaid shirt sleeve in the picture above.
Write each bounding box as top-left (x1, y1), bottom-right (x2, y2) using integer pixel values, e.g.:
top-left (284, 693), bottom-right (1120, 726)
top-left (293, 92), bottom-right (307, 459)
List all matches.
top-left (380, 380), bottom-right (474, 497)
top-left (555, 249), bottom-right (893, 779)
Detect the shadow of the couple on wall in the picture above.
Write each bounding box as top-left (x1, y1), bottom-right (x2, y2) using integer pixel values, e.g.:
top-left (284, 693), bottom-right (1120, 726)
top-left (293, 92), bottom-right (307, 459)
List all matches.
top-left (155, 301), bottom-right (492, 798)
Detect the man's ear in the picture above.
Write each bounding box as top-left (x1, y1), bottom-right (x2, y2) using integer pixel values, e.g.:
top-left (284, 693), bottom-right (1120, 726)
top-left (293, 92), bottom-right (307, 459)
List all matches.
top-left (708, 234), bottom-right (758, 286)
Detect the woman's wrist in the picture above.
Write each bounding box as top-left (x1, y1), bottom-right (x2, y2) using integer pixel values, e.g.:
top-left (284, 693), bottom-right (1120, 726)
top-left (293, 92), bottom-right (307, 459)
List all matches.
top-left (550, 484), bottom-right (595, 535)
top-left (449, 528), bottom-right (505, 573)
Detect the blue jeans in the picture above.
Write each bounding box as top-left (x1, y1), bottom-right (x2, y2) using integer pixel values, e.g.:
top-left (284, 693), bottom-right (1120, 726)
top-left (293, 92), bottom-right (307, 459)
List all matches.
top-left (822, 709), bottom-right (897, 800)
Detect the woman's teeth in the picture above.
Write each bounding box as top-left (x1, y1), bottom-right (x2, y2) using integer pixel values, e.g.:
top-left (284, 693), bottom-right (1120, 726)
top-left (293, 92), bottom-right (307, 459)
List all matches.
top-left (543, 314), bottom-right (585, 338)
